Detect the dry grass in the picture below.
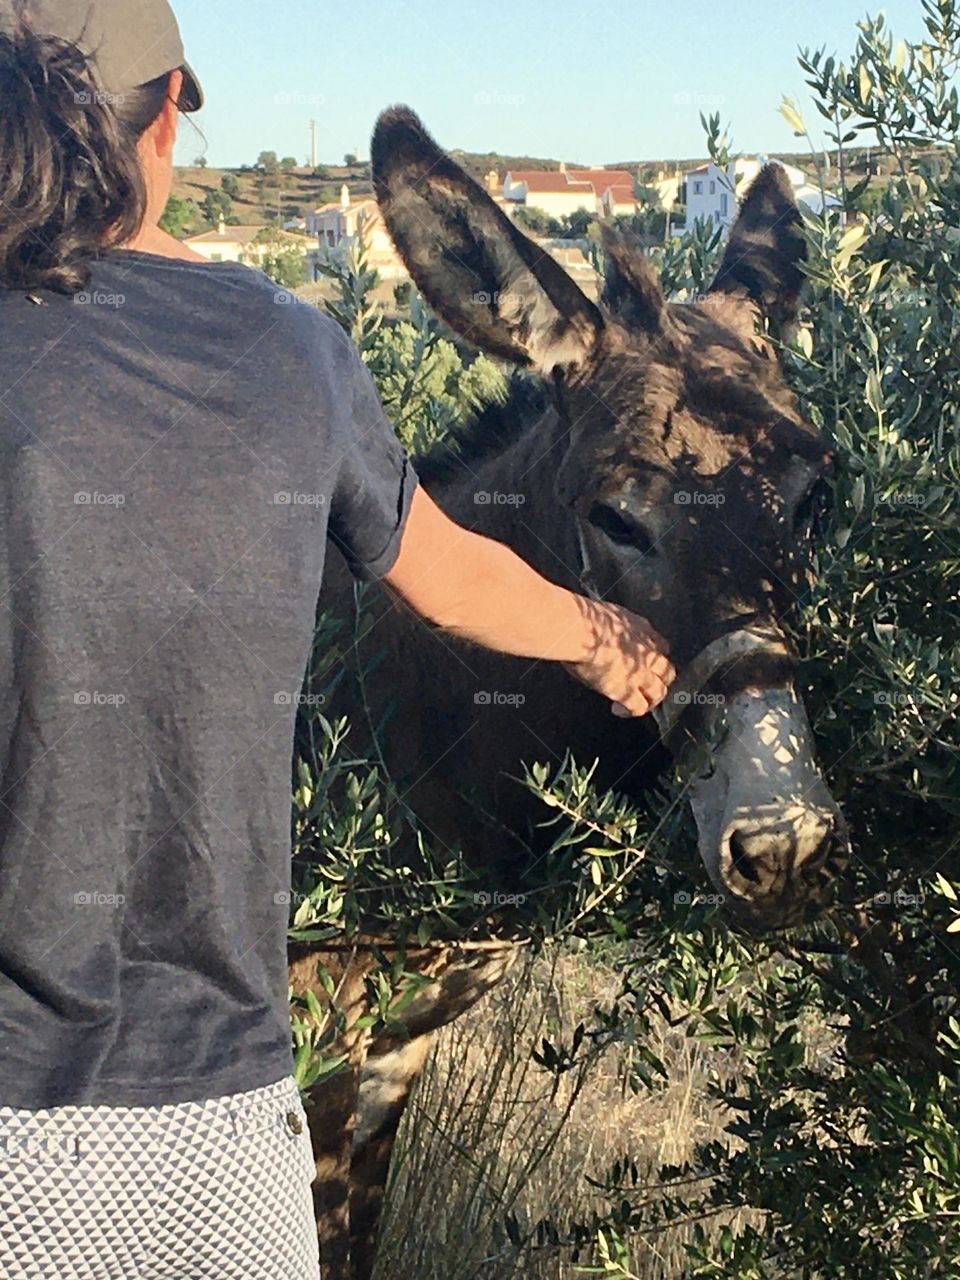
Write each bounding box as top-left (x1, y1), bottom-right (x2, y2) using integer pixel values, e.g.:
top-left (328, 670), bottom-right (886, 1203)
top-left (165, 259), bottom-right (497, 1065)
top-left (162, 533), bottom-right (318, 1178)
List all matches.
top-left (374, 944), bottom-right (752, 1280)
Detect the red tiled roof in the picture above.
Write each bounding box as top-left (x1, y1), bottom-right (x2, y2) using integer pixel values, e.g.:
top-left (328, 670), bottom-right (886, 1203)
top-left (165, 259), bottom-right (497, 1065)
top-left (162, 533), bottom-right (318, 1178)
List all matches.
top-left (507, 170), bottom-right (594, 193)
top-left (506, 167), bottom-right (636, 203)
top-left (568, 168), bottom-right (635, 198)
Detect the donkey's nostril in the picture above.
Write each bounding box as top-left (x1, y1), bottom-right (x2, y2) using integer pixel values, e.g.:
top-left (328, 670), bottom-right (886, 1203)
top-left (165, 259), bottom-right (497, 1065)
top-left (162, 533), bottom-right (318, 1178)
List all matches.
top-left (729, 829), bottom-right (763, 884)
top-left (723, 810), bottom-right (837, 898)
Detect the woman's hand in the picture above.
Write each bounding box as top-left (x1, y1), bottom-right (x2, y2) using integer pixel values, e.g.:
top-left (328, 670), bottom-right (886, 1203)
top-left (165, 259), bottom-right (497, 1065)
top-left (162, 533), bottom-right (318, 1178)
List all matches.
top-left (384, 488), bottom-right (676, 717)
top-left (563, 600), bottom-right (675, 718)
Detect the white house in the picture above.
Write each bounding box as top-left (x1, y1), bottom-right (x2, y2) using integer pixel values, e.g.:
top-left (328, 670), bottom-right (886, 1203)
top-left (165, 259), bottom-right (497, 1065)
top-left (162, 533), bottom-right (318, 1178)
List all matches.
top-left (501, 164), bottom-right (636, 220)
top-left (307, 185), bottom-right (407, 280)
top-left (183, 219), bottom-right (316, 268)
top-left (183, 221), bottom-right (271, 264)
top-left (683, 157), bottom-right (840, 234)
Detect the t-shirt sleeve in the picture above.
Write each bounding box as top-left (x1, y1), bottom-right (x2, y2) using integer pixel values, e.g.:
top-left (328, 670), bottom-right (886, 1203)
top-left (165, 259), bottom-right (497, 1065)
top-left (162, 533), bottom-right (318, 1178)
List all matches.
top-left (322, 324), bottom-right (419, 581)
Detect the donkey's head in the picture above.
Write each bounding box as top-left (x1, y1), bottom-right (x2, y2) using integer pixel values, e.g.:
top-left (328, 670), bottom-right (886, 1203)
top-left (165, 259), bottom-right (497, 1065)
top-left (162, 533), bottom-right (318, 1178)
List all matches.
top-left (372, 107), bottom-right (848, 930)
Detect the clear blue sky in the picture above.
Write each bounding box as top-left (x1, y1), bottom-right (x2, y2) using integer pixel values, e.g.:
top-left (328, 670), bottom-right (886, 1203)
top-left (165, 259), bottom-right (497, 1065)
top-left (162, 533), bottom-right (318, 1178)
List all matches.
top-left (173, 1), bottom-right (927, 168)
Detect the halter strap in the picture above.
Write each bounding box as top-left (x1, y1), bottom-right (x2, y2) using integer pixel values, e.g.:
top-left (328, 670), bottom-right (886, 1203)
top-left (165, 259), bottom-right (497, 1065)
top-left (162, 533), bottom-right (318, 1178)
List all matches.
top-left (651, 626), bottom-right (791, 738)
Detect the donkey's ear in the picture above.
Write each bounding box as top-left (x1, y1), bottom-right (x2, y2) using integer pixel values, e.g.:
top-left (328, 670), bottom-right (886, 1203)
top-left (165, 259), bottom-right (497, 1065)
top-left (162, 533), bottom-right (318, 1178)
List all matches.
top-left (372, 106), bottom-right (604, 377)
top-left (600, 223), bottom-right (674, 337)
top-left (706, 164), bottom-right (807, 331)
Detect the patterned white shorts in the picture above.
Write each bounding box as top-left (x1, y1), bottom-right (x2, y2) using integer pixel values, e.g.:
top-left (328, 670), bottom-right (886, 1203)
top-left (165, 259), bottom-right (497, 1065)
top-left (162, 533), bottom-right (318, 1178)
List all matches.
top-left (0, 1074), bottom-right (320, 1279)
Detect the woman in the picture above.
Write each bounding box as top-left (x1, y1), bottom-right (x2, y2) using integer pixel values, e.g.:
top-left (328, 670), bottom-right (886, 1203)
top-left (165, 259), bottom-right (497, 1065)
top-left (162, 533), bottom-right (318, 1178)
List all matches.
top-left (0, 2), bottom-right (674, 1277)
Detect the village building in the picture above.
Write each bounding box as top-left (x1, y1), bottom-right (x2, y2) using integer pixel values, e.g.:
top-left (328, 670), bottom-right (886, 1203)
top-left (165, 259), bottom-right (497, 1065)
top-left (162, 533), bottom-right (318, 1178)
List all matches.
top-left (184, 219), bottom-right (316, 269)
top-left (683, 156), bottom-right (842, 233)
top-left (306, 186), bottom-right (407, 280)
top-left (500, 163), bottom-right (637, 219)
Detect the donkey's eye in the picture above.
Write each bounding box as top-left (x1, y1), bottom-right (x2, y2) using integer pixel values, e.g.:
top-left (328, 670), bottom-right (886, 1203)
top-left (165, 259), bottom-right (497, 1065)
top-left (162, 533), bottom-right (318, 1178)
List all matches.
top-left (588, 502), bottom-right (656, 555)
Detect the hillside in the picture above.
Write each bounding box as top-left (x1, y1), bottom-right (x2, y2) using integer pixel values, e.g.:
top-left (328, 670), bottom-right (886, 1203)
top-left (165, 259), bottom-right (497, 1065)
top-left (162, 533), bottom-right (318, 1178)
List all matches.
top-left (171, 140), bottom-right (933, 238)
top-left (171, 161), bottom-right (373, 231)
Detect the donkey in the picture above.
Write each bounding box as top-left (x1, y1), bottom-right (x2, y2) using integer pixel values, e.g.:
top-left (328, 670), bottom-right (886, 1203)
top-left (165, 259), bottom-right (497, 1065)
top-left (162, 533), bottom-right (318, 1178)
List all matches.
top-left (290, 107), bottom-right (850, 1280)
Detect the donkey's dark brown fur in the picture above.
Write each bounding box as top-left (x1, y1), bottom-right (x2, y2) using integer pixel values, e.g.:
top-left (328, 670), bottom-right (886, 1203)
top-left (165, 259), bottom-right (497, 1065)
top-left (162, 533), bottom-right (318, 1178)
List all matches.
top-left (290, 107), bottom-right (847, 1279)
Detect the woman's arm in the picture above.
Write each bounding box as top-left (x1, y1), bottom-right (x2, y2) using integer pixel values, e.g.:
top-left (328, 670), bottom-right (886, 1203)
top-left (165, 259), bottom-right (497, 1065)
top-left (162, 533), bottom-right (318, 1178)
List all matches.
top-left (383, 488), bottom-right (675, 718)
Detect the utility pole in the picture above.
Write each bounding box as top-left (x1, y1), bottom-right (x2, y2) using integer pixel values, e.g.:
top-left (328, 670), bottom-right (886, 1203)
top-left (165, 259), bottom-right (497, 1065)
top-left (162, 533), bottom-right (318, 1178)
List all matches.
top-left (309, 120), bottom-right (318, 169)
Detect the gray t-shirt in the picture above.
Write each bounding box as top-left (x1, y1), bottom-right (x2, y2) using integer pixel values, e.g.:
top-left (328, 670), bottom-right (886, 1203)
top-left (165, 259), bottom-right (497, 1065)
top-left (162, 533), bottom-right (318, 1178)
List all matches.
top-left (0, 249), bottom-right (417, 1108)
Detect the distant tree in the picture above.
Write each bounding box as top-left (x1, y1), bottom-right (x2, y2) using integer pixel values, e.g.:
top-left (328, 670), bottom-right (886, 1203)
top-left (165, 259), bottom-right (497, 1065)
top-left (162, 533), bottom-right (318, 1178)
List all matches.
top-left (257, 150), bottom-right (279, 175)
top-left (614, 200), bottom-right (667, 240)
top-left (194, 155), bottom-right (207, 169)
top-left (242, 227), bottom-right (307, 289)
top-left (559, 209), bottom-right (594, 238)
top-left (343, 152), bottom-right (358, 167)
top-left (221, 172), bottom-right (241, 199)
top-left (280, 156), bottom-right (298, 171)
top-left (513, 206), bottom-right (561, 236)
top-left (201, 190), bottom-right (233, 227)
top-left (313, 164), bottom-right (330, 180)
top-left (159, 194), bottom-right (201, 238)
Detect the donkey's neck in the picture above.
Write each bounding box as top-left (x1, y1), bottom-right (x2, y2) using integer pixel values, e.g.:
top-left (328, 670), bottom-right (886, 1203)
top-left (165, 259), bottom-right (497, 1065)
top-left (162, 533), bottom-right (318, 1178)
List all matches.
top-left (405, 399), bottom-right (663, 826)
top-left (425, 405), bottom-right (581, 589)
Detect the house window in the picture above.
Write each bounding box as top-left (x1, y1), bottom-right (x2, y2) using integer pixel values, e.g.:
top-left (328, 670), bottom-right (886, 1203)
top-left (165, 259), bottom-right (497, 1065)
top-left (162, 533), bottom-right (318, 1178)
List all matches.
top-left (210, 252), bottom-right (222, 262)
top-left (693, 180), bottom-right (703, 195)
top-left (720, 193), bottom-right (729, 217)
top-left (709, 180), bottom-right (716, 194)
top-left (326, 230), bottom-right (336, 246)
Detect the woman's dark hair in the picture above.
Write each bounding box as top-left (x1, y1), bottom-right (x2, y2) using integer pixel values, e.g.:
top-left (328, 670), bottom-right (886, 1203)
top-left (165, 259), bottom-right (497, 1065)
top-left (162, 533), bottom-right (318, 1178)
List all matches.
top-left (0, 21), bottom-right (174, 295)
